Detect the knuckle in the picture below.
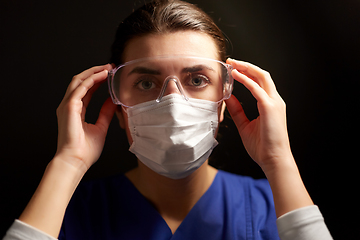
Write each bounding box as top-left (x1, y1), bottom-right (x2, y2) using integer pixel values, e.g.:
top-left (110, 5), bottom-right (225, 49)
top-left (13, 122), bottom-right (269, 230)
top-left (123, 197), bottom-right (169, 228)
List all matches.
top-left (58, 97), bottom-right (81, 114)
top-left (72, 74), bottom-right (80, 82)
top-left (262, 70), bottom-right (271, 79)
top-left (79, 80), bottom-right (92, 93)
top-left (68, 97), bottom-right (81, 110)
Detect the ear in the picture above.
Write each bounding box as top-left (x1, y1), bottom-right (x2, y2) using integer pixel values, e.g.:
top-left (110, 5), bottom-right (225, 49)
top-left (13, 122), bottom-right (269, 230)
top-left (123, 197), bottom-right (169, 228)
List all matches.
top-left (219, 101), bottom-right (226, 123)
top-left (115, 106), bottom-right (126, 129)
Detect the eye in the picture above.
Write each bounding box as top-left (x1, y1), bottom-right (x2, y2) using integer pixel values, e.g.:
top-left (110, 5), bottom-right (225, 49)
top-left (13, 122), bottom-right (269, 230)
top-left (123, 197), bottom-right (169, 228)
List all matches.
top-left (134, 77), bottom-right (156, 90)
top-left (188, 74), bottom-right (210, 88)
top-left (139, 80), bottom-right (154, 90)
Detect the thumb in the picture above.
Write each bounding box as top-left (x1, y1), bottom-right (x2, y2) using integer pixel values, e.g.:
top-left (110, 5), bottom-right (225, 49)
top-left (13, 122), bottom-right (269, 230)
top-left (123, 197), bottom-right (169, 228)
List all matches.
top-left (225, 95), bottom-right (250, 132)
top-left (95, 97), bottom-right (117, 133)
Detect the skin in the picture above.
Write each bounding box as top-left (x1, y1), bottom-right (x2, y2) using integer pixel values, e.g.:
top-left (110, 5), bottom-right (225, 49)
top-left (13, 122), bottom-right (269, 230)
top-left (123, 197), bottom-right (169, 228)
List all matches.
top-left (18, 31), bottom-right (313, 237)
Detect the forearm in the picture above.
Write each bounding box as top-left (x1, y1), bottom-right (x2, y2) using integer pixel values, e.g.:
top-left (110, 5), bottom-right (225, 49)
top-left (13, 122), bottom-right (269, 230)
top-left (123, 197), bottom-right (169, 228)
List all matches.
top-left (18, 156), bottom-right (86, 238)
top-left (262, 155), bottom-right (314, 218)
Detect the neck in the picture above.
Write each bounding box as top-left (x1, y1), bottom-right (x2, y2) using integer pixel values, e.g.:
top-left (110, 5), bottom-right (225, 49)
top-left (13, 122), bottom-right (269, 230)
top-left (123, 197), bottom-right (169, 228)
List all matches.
top-left (125, 160), bottom-right (217, 233)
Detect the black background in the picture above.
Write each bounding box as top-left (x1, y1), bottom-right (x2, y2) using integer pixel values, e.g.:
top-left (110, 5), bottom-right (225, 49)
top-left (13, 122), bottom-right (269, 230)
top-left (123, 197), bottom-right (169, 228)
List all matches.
top-left (1, 0), bottom-right (359, 238)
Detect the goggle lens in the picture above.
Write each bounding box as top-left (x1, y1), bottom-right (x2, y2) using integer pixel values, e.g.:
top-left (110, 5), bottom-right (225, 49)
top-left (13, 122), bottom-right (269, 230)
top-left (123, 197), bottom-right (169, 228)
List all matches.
top-left (108, 56), bottom-right (233, 107)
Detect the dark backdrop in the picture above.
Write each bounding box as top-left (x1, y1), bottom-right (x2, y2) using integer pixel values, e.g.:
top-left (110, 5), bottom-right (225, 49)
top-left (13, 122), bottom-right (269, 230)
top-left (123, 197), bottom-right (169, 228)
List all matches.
top-left (1, 0), bottom-right (359, 238)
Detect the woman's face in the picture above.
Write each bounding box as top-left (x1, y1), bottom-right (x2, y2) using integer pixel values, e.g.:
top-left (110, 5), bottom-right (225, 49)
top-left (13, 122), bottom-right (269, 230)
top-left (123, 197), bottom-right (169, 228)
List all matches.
top-left (117, 31), bottom-right (226, 144)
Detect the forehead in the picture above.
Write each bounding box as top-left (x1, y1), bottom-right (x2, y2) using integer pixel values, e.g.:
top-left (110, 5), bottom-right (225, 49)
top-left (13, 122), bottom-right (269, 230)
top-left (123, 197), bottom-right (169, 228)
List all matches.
top-left (122, 31), bottom-right (219, 63)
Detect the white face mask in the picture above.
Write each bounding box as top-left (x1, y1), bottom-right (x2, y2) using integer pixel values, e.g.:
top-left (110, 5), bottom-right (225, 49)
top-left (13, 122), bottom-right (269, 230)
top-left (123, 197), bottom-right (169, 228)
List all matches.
top-left (125, 94), bottom-right (219, 179)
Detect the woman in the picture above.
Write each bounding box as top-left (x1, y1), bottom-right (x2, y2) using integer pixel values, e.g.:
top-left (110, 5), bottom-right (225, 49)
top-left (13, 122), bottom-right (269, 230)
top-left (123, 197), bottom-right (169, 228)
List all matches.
top-left (4, 0), bottom-right (332, 239)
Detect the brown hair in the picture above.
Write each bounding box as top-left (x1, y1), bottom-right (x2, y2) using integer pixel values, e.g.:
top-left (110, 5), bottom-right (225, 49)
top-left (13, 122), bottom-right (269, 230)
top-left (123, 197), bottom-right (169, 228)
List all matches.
top-left (110, 0), bottom-right (227, 65)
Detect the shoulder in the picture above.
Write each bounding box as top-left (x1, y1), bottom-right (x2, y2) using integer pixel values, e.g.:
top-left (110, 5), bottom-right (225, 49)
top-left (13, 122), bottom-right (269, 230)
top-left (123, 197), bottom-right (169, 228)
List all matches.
top-left (68, 174), bottom-right (132, 210)
top-left (216, 170), bottom-right (272, 197)
top-left (216, 170), bottom-right (276, 217)
top-left (214, 170), bottom-right (279, 239)
top-left (76, 174), bottom-right (128, 193)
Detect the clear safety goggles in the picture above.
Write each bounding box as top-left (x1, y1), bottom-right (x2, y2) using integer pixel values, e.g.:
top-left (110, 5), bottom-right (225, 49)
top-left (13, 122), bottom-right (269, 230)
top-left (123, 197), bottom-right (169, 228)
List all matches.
top-left (108, 56), bottom-right (234, 107)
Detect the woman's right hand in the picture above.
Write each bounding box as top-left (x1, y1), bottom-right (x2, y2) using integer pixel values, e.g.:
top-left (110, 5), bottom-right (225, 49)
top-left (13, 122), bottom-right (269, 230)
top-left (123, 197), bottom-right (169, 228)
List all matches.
top-left (55, 64), bottom-right (116, 172)
top-left (18, 64), bottom-right (117, 237)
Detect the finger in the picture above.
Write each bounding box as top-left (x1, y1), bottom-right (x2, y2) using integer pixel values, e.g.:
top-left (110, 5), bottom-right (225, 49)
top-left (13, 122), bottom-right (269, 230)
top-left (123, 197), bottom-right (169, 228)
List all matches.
top-left (96, 97), bottom-right (116, 133)
top-left (76, 64), bottom-right (112, 80)
top-left (70, 69), bottom-right (109, 107)
top-left (227, 59), bottom-right (277, 97)
top-left (82, 79), bottom-right (103, 109)
top-left (225, 94), bottom-right (250, 132)
top-left (232, 69), bottom-right (270, 104)
top-left (65, 69), bottom-right (109, 123)
top-left (65, 64), bottom-right (112, 97)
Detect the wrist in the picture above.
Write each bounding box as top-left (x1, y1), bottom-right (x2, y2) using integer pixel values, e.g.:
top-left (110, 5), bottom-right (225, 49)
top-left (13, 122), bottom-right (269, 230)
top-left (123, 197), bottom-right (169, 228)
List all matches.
top-left (52, 152), bottom-right (90, 176)
top-left (259, 150), bottom-right (296, 177)
top-left (49, 155), bottom-right (88, 183)
top-left (260, 155), bottom-right (314, 217)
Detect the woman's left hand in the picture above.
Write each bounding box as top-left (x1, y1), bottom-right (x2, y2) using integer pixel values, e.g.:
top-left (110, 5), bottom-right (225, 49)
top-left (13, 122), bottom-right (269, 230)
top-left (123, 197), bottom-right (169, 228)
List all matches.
top-left (225, 59), bottom-right (314, 217)
top-left (225, 59), bottom-right (293, 173)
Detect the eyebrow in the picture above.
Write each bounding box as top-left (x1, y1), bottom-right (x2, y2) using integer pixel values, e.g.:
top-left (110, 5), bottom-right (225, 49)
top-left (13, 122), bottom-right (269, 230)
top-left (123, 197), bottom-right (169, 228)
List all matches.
top-left (128, 67), bottom-right (161, 76)
top-left (127, 64), bottom-right (215, 76)
top-left (182, 65), bottom-right (215, 73)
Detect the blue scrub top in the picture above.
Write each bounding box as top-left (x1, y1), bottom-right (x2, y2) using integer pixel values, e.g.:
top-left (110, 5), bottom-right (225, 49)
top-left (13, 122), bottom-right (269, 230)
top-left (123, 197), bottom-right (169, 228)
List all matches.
top-left (59, 170), bottom-right (279, 240)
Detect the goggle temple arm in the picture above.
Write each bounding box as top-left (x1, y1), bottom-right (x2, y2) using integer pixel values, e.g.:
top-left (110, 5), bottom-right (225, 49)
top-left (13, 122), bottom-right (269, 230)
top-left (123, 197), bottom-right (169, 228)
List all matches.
top-left (107, 69), bottom-right (120, 105)
top-left (223, 64), bottom-right (234, 100)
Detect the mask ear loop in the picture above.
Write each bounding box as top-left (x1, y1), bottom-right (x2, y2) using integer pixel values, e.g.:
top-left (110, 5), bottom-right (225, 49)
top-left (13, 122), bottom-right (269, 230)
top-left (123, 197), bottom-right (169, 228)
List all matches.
top-left (156, 76), bottom-right (189, 103)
